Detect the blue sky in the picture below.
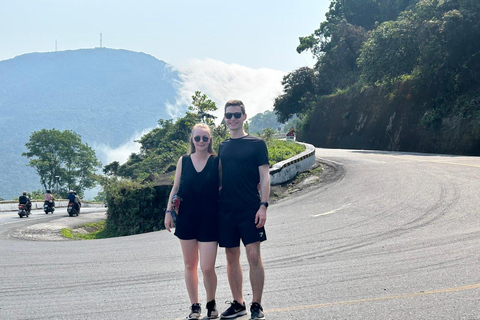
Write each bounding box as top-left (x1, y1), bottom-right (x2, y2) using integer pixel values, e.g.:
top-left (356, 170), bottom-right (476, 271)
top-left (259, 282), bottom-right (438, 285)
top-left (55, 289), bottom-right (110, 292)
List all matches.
top-left (1, 0), bottom-right (330, 72)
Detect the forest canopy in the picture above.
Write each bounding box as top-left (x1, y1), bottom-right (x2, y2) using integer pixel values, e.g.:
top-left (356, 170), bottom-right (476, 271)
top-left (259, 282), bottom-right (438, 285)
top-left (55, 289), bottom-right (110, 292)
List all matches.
top-left (275, 0), bottom-right (480, 126)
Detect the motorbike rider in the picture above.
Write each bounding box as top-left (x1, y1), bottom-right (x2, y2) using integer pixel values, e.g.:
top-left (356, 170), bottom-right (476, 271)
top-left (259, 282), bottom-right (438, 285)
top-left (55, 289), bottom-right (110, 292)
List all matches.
top-left (68, 190), bottom-right (81, 212)
top-left (74, 192), bottom-right (82, 211)
top-left (44, 190), bottom-right (55, 209)
top-left (18, 191), bottom-right (32, 213)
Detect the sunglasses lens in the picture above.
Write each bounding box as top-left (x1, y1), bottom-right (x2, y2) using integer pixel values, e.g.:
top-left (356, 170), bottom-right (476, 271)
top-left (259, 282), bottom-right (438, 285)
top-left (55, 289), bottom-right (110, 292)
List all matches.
top-left (194, 136), bottom-right (209, 142)
top-left (225, 112), bottom-right (242, 119)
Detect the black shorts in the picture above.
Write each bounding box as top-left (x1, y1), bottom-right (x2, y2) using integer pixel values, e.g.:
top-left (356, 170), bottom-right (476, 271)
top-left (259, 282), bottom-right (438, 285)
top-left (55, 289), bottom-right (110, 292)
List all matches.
top-left (218, 208), bottom-right (267, 248)
top-left (174, 207), bottom-right (218, 242)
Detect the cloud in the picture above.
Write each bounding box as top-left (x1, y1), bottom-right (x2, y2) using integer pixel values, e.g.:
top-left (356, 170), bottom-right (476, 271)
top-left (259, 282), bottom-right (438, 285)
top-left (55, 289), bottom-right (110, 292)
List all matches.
top-left (99, 59), bottom-right (287, 164)
top-left (171, 58), bottom-right (286, 123)
top-left (94, 128), bottom-right (152, 165)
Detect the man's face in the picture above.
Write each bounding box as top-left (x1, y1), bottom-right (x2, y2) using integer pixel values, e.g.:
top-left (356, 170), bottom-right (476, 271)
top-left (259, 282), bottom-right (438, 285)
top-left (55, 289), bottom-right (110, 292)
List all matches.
top-left (224, 106), bottom-right (246, 130)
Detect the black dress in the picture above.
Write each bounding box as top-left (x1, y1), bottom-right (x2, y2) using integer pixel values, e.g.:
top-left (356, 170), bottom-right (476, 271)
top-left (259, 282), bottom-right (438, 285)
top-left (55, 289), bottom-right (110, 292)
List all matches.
top-left (174, 154), bottom-right (219, 242)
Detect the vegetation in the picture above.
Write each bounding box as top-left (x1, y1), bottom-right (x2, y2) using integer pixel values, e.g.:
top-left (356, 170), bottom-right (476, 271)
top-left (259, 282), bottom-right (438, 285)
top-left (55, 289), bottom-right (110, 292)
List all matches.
top-left (22, 129), bottom-right (101, 197)
top-left (275, 0), bottom-right (480, 141)
top-left (61, 221), bottom-right (112, 240)
top-left (247, 110), bottom-right (301, 135)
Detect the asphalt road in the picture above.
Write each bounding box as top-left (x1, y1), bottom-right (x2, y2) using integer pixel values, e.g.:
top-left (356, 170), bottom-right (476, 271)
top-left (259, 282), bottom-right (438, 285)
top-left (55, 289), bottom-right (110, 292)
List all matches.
top-left (1, 148), bottom-right (479, 320)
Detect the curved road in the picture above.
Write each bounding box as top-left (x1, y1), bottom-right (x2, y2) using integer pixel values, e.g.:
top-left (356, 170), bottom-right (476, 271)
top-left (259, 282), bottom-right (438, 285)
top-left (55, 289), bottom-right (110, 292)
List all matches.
top-left (1, 148), bottom-right (479, 320)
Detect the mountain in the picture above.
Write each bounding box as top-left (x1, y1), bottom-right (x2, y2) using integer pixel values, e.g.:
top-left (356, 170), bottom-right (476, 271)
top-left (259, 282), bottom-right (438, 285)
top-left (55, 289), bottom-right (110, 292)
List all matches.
top-left (0, 48), bottom-right (182, 200)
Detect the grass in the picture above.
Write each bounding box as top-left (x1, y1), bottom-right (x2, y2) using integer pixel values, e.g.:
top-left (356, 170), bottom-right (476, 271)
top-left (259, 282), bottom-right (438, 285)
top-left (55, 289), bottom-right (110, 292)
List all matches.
top-left (267, 139), bottom-right (306, 166)
top-left (61, 221), bottom-right (113, 240)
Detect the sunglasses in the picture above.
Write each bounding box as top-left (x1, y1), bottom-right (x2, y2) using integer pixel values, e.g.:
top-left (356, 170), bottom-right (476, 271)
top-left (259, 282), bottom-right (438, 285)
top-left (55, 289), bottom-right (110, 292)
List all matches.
top-left (225, 112), bottom-right (243, 119)
top-left (193, 135), bottom-right (210, 142)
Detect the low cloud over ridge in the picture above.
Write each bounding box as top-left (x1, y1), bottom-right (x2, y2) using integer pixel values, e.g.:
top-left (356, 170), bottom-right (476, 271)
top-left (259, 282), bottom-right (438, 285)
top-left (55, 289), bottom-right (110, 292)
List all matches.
top-left (102, 59), bottom-right (287, 164)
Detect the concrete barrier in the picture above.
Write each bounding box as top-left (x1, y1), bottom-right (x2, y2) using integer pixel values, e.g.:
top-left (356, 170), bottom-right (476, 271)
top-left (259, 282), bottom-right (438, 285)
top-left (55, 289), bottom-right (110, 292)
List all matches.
top-left (0, 200), bottom-right (104, 212)
top-left (269, 142), bottom-right (316, 185)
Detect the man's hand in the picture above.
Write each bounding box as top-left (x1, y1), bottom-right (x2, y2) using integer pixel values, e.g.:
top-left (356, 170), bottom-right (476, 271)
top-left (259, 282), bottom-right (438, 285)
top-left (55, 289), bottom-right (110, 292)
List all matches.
top-left (255, 206), bottom-right (267, 228)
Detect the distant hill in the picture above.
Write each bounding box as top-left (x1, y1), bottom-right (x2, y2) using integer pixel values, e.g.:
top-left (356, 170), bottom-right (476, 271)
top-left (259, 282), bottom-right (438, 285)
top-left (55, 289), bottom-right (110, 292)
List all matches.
top-left (0, 48), bottom-right (182, 200)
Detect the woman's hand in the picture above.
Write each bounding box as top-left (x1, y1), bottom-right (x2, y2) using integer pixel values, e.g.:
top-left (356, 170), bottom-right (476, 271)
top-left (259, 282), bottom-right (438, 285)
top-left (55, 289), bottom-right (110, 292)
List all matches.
top-left (164, 212), bottom-right (174, 232)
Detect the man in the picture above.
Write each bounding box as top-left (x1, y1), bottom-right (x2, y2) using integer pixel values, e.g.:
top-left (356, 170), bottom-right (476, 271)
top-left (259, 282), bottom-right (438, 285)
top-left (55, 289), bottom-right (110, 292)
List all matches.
top-left (218, 99), bottom-right (270, 320)
top-left (18, 191), bottom-right (32, 213)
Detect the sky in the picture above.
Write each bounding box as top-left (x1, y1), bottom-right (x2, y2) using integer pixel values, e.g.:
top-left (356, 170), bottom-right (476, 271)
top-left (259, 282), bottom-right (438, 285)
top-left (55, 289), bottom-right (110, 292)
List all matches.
top-left (1, 0), bottom-right (330, 71)
top-left (2, 0), bottom-right (331, 166)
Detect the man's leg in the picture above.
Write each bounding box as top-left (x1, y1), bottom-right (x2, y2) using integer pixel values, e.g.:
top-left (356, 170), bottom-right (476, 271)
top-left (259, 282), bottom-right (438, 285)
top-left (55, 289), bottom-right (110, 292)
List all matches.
top-left (245, 242), bottom-right (264, 304)
top-left (225, 247), bottom-right (244, 304)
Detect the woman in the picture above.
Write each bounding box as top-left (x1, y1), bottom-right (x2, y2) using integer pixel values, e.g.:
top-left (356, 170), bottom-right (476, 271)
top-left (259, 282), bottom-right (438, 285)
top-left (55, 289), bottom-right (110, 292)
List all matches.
top-left (164, 123), bottom-right (220, 320)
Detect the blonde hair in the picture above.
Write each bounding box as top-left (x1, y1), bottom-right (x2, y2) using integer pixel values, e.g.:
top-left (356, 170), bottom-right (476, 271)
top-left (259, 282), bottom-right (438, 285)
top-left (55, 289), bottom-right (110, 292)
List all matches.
top-left (189, 123), bottom-right (215, 154)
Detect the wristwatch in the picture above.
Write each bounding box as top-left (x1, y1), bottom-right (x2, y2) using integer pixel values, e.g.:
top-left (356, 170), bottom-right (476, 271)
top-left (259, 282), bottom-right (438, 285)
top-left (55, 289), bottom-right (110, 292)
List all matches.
top-left (259, 202), bottom-right (269, 208)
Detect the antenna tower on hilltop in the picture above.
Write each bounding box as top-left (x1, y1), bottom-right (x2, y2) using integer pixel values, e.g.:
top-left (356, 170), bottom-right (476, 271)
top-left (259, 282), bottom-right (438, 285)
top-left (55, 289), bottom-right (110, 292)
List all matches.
top-left (100, 33), bottom-right (103, 48)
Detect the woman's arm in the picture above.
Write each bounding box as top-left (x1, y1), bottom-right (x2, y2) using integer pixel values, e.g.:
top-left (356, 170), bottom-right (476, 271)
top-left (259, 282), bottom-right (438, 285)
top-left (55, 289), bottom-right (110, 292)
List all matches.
top-left (164, 156), bottom-right (183, 232)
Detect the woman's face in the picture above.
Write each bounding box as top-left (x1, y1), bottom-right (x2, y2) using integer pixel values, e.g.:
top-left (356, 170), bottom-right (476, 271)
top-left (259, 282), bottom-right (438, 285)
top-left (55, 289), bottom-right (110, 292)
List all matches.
top-left (192, 127), bottom-right (211, 151)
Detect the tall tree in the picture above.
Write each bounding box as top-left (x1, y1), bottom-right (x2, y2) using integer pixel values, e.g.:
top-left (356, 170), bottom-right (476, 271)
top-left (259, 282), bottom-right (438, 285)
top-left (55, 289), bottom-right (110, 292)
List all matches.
top-left (23, 129), bottom-right (101, 196)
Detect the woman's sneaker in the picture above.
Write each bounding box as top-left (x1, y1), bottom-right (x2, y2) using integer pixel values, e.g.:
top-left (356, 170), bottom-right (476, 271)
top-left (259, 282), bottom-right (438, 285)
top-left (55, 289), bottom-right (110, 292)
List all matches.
top-left (249, 302), bottom-right (265, 320)
top-left (188, 303), bottom-right (201, 320)
top-left (206, 299), bottom-right (219, 319)
top-left (220, 300), bottom-right (247, 319)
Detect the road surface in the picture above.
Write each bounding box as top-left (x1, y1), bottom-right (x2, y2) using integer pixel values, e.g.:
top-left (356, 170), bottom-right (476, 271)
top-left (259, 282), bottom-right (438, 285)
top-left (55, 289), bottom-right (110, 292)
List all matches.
top-left (0, 148), bottom-right (479, 319)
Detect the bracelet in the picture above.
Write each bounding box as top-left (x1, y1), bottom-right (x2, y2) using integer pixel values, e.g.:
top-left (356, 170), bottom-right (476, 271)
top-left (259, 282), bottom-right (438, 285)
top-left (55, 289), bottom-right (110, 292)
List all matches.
top-left (165, 209), bottom-right (174, 215)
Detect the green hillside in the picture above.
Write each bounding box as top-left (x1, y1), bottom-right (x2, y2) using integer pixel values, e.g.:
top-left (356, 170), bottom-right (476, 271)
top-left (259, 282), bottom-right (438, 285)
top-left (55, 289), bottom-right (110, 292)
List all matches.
top-left (274, 0), bottom-right (480, 155)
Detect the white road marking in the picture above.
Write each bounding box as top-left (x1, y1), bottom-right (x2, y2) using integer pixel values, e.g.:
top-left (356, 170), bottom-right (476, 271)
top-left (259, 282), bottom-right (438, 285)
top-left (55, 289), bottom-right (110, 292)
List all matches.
top-left (312, 204), bottom-right (351, 217)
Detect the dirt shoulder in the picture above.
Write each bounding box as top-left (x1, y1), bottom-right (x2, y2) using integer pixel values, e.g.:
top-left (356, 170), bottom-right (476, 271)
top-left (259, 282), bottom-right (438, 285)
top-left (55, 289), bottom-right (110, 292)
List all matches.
top-left (9, 210), bottom-right (107, 241)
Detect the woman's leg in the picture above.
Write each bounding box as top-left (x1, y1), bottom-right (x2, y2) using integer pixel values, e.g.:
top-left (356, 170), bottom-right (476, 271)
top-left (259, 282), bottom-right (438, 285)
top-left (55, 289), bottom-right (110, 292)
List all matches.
top-left (198, 241), bottom-right (218, 301)
top-left (180, 239), bottom-right (200, 304)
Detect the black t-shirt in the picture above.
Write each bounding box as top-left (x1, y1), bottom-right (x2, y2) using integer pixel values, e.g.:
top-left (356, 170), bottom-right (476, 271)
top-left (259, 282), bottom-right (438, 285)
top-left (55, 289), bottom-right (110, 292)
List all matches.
top-left (19, 195), bottom-right (29, 204)
top-left (218, 135), bottom-right (269, 210)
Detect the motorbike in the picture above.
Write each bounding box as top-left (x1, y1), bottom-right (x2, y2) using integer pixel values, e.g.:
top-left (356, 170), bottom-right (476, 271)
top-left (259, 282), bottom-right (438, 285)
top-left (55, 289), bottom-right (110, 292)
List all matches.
top-left (18, 204), bottom-right (31, 218)
top-left (67, 201), bottom-right (80, 217)
top-left (43, 201), bottom-right (55, 214)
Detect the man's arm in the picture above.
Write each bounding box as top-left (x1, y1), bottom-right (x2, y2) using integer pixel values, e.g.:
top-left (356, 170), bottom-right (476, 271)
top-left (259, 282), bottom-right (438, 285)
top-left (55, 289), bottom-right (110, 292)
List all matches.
top-left (255, 164), bottom-right (270, 228)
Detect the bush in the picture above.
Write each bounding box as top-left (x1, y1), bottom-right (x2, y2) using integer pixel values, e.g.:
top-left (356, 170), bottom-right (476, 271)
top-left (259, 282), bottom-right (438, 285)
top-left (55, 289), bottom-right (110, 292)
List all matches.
top-left (104, 179), bottom-right (170, 237)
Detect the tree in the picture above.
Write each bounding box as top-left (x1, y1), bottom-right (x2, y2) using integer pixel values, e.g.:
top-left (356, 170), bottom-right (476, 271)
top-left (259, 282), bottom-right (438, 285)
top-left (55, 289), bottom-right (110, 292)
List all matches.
top-left (23, 129), bottom-right (101, 197)
top-left (188, 91), bottom-right (218, 126)
top-left (274, 67), bottom-right (318, 122)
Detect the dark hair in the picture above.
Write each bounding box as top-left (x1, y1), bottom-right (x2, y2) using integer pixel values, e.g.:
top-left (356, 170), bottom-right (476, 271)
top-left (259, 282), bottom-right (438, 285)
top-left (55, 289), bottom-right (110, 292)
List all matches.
top-left (224, 99), bottom-right (245, 114)
top-left (46, 190), bottom-right (51, 193)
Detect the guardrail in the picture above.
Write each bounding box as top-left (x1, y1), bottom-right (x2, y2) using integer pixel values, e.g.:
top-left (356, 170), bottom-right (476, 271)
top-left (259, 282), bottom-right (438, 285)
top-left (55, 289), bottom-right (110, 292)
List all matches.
top-left (269, 142), bottom-right (316, 185)
top-left (0, 200), bottom-right (105, 212)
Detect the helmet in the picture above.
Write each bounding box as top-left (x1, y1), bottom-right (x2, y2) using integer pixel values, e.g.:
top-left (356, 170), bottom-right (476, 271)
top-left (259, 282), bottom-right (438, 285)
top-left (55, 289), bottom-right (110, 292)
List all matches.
top-left (22, 191), bottom-right (27, 195)
top-left (69, 190), bottom-right (74, 193)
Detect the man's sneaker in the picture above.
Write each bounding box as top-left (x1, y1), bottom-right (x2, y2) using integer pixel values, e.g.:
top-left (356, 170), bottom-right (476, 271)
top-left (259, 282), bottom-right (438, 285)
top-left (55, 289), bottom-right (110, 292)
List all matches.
top-left (249, 302), bottom-right (265, 320)
top-left (206, 299), bottom-right (219, 319)
top-left (188, 303), bottom-right (201, 320)
top-left (220, 300), bottom-right (247, 319)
